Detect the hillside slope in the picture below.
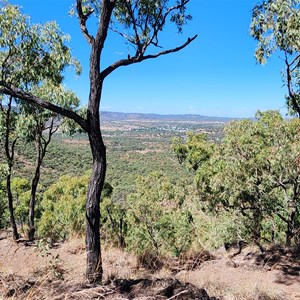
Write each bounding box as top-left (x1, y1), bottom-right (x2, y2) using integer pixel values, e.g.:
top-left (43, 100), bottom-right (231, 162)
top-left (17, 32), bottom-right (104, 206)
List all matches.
top-left (0, 235), bottom-right (299, 299)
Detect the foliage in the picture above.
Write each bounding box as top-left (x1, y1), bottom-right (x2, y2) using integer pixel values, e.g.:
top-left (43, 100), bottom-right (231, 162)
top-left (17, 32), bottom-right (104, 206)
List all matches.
top-left (250, 0), bottom-right (300, 116)
top-left (0, 3), bottom-right (81, 87)
top-left (174, 111), bottom-right (300, 246)
top-left (101, 192), bottom-right (127, 248)
top-left (172, 132), bottom-right (215, 171)
top-left (38, 174), bottom-right (88, 241)
top-left (126, 172), bottom-right (195, 257)
top-left (0, 176), bottom-right (31, 231)
top-left (38, 173), bottom-right (113, 242)
top-left (74, 0), bottom-right (193, 54)
top-left (10, 177), bottom-right (30, 228)
top-left (191, 209), bottom-right (247, 250)
top-left (0, 3), bottom-right (81, 239)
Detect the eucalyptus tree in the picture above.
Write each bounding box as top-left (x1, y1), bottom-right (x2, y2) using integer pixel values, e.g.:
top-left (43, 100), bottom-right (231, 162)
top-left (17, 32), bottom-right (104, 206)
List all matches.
top-left (0, 4), bottom-right (81, 240)
top-left (250, 0), bottom-right (300, 116)
top-left (215, 111), bottom-right (300, 245)
top-left (0, 1), bottom-right (196, 282)
top-left (0, 95), bottom-right (20, 240)
top-left (173, 111), bottom-right (300, 246)
top-left (0, 87), bottom-right (79, 241)
top-left (19, 82), bottom-right (80, 241)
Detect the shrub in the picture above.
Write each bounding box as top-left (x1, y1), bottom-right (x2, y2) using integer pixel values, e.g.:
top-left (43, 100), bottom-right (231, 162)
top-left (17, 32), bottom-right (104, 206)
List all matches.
top-left (126, 172), bottom-right (195, 257)
top-left (38, 174), bottom-right (88, 241)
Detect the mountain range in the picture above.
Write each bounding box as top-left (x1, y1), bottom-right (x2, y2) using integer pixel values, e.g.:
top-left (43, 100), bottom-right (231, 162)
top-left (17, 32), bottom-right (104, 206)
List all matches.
top-left (100, 111), bottom-right (236, 122)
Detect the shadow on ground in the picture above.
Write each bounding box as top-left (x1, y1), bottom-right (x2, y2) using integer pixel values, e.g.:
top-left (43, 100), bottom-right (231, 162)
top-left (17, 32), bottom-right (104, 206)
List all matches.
top-left (253, 244), bottom-right (300, 286)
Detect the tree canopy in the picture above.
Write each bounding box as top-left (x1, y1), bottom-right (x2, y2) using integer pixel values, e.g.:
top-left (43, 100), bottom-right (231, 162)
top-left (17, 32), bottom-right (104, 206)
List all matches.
top-left (173, 111), bottom-right (300, 246)
top-left (251, 0), bottom-right (300, 116)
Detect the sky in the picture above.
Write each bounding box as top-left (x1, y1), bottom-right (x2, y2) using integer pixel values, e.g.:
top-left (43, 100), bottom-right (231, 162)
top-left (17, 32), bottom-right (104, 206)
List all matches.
top-left (9, 0), bottom-right (288, 118)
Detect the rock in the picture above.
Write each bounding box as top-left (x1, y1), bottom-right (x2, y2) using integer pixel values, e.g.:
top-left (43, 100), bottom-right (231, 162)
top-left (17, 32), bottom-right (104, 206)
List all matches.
top-left (226, 260), bottom-right (239, 268)
top-left (113, 277), bottom-right (216, 299)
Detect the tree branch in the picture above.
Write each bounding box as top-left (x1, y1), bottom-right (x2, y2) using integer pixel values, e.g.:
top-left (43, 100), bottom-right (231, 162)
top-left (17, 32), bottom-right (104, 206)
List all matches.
top-left (76, 0), bottom-right (94, 45)
top-left (124, 0), bottom-right (143, 54)
top-left (276, 212), bottom-right (288, 224)
top-left (0, 82), bottom-right (88, 132)
top-left (144, 0), bottom-right (190, 54)
top-left (289, 53), bottom-right (300, 72)
top-left (95, 0), bottom-right (116, 60)
top-left (284, 50), bottom-right (300, 117)
top-left (101, 34), bottom-right (197, 79)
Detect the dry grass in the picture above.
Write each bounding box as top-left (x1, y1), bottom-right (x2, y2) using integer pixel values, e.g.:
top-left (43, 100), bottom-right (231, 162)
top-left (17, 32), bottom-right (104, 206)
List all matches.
top-left (0, 273), bottom-right (116, 300)
top-left (103, 245), bottom-right (138, 282)
top-left (1, 238), bottom-right (300, 299)
top-left (198, 279), bottom-right (286, 300)
top-left (175, 245), bottom-right (299, 300)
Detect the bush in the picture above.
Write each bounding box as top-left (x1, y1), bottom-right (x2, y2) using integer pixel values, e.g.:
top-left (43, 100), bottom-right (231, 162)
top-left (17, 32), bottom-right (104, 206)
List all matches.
top-left (38, 174), bottom-right (88, 241)
top-left (38, 173), bottom-right (113, 242)
top-left (125, 172), bottom-right (195, 257)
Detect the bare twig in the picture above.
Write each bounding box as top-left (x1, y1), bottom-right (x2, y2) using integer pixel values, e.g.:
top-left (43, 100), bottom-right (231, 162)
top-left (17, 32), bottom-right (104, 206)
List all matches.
top-left (101, 34), bottom-right (197, 79)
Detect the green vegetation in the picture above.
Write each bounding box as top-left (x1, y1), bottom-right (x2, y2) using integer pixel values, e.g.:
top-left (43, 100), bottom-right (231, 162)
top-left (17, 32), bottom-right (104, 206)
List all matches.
top-left (38, 174), bottom-right (88, 242)
top-left (1, 101), bottom-right (249, 253)
top-left (173, 111), bottom-right (300, 247)
top-left (251, 0), bottom-right (300, 116)
top-left (0, 0), bottom-right (198, 281)
top-left (0, 0), bottom-right (299, 284)
top-left (126, 172), bottom-right (194, 257)
top-left (0, 1), bottom-right (81, 240)
top-left (1, 109), bottom-right (300, 258)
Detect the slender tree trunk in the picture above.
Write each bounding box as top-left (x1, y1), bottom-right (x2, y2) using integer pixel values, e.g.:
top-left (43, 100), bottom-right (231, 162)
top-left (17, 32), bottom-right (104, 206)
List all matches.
top-left (286, 225), bottom-right (292, 247)
top-left (6, 172), bottom-right (19, 240)
top-left (119, 217), bottom-right (125, 248)
top-left (284, 51), bottom-right (300, 118)
top-left (252, 208), bottom-right (262, 245)
top-left (85, 125), bottom-right (106, 283)
top-left (285, 210), bottom-right (296, 247)
top-left (3, 97), bottom-right (19, 240)
top-left (85, 71), bottom-right (106, 282)
top-left (28, 119), bottom-right (56, 241)
top-left (28, 137), bottom-right (42, 241)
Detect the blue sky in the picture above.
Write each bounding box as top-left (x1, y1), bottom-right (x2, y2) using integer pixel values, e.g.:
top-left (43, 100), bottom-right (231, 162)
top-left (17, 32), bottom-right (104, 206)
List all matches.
top-left (10, 0), bottom-right (287, 117)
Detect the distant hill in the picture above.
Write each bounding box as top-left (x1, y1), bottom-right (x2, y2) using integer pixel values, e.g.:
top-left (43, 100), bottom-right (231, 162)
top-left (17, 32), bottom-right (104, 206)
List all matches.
top-left (100, 111), bottom-right (236, 122)
top-left (2, 107), bottom-right (237, 122)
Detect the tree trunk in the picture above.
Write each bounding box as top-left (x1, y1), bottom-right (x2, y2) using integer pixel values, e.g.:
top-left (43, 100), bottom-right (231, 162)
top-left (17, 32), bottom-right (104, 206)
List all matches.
top-left (285, 211), bottom-right (296, 247)
top-left (118, 217), bottom-right (126, 248)
top-left (285, 53), bottom-right (300, 118)
top-left (84, 20), bottom-right (108, 280)
top-left (85, 122), bottom-right (106, 283)
top-left (28, 121), bottom-right (56, 241)
top-left (84, 67), bottom-right (105, 282)
top-left (3, 97), bottom-right (19, 240)
top-left (252, 208), bottom-right (262, 246)
top-left (7, 172), bottom-right (19, 240)
top-left (28, 140), bottom-right (42, 240)
top-left (286, 225), bottom-right (292, 247)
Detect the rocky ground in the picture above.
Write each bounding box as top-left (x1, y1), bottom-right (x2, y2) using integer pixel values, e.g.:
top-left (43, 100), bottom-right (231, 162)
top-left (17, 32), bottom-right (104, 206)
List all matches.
top-left (0, 233), bottom-right (299, 299)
